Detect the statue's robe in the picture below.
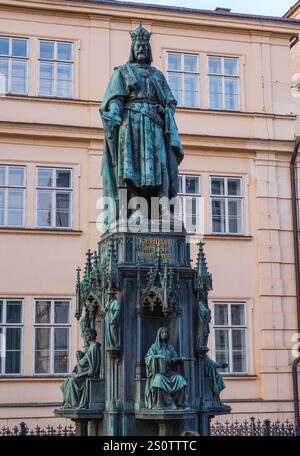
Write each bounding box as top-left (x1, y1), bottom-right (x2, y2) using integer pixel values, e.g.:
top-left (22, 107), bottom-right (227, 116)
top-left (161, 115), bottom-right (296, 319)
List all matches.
top-left (104, 297), bottom-right (121, 348)
top-left (60, 341), bottom-right (101, 409)
top-left (204, 356), bottom-right (225, 405)
top-left (145, 341), bottom-right (186, 409)
top-left (100, 63), bottom-right (184, 220)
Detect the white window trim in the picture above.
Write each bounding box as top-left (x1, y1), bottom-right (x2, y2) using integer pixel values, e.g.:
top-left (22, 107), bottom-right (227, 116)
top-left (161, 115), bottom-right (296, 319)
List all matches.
top-left (0, 165), bottom-right (26, 227)
top-left (212, 301), bottom-right (248, 375)
top-left (35, 167), bottom-right (73, 229)
top-left (210, 176), bottom-right (244, 235)
top-left (0, 299), bottom-right (24, 376)
top-left (0, 36), bottom-right (29, 95)
top-left (178, 174), bottom-right (202, 234)
top-left (38, 40), bottom-right (74, 98)
top-left (33, 299), bottom-right (72, 376)
top-left (207, 55), bottom-right (240, 111)
top-left (166, 51), bottom-right (200, 108)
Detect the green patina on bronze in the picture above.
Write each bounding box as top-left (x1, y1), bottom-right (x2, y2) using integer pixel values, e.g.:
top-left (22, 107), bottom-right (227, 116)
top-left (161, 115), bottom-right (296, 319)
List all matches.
top-left (100, 24), bottom-right (184, 224)
top-left (60, 329), bottom-right (101, 409)
top-left (145, 327), bottom-right (188, 410)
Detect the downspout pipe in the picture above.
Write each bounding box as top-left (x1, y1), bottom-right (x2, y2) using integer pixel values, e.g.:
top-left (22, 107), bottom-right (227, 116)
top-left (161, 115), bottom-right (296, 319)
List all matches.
top-left (290, 136), bottom-right (300, 423)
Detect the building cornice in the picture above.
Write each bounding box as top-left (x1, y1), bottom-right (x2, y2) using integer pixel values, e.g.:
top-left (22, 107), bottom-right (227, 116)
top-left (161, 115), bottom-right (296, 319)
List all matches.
top-left (284, 0), bottom-right (300, 18)
top-left (1, 0), bottom-right (300, 38)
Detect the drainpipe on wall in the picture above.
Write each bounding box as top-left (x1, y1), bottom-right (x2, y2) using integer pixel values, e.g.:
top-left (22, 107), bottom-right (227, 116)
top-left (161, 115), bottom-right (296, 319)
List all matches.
top-left (290, 136), bottom-right (300, 423)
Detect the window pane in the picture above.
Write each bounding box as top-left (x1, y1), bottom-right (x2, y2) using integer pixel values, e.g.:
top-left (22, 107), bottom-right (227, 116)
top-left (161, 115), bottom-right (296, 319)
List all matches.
top-left (7, 210), bottom-right (23, 226)
top-left (184, 54), bottom-right (197, 72)
top-left (12, 39), bottom-right (27, 58)
top-left (56, 192), bottom-right (70, 210)
top-left (215, 329), bottom-right (229, 351)
top-left (0, 167), bottom-right (4, 186)
top-left (228, 199), bottom-right (242, 233)
top-left (209, 77), bottom-right (222, 109)
top-left (0, 59), bottom-right (8, 93)
top-left (214, 304), bottom-right (228, 325)
top-left (54, 328), bottom-right (69, 350)
top-left (174, 195), bottom-right (183, 222)
top-left (224, 58), bottom-right (238, 76)
top-left (0, 191), bottom-right (4, 225)
top-left (225, 78), bottom-right (239, 110)
top-left (178, 176), bottom-right (183, 194)
top-left (211, 178), bottom-right (225, 195)
top-left (56, 169), bottom-right (71, 188)
top-left (184, 74), bottom-right (198, 107)
top-left (8, 167), bottom-right (24, 186)
top-left (40, 41), bottom-right (54, 60)
top-left (54, 301), bottom-right (69, 324)
top-left (35, 351), bottom-right (50, 374)
top-left (232, 329), bottom-right (246, 351)
top-left (185, 196), bottom-right (198, 231)
top-left (212, 199), bottom-right (225, 233)
top-left (6, 350), bottom-right (21, 374)
top-left (6, 327), bottom-right (21, 350)
top-left (56, 193), bottom-right (71, 227)
top-left (39, 62), bottom-right (54, 96)
top-left (215, 351), bottom-right (229, 373)
top-left (231, 304), bottom-right (245, 325)
top-left (54, 351), bottom-right (69, 373)
top-left (209, 56), bottom-right (222, 74)
top-left (38, 168), bottom-right (53, 187)
top-left (185, 176), bottom-right (199, 194)
top-left (232, 350), bottom-right (247, 373)
top-left (228, 178), bottom-right (241, 196)
top-left (11, 60), bottom-right (27, 94)
top-left (6, 301), bottom-right (22, 323)
top-left (35, 328), bottom-right (50, 350)
top-left (56, 211), bottom-right (70, 228)
top-left (168, 73), bottom-right (182, 105)
top-left (0, 38), bottom-right (9, 56)
top-left (57, 42), bottom-right (72, 61)
top-left (8, 190), bottom-right (23, 209)
top-left (35, 301), bottom-right (51, 324)
top-left (0, 301), bottom-right (2, 323)
top-left (168, 53), bottom-right (181, 71)
top-left (37, 191), bottom-right (52, 210)
top-left (57, 64), bottom-right (72, 98)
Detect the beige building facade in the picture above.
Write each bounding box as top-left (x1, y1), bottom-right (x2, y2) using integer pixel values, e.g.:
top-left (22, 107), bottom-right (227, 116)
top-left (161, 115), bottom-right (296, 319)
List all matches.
top-left (0, 0), bottom-right (300, 427)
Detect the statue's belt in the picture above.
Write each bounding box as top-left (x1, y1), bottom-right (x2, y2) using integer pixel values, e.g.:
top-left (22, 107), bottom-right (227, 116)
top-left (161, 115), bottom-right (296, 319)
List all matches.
top-left (124, 102), bottom-right (164, 128)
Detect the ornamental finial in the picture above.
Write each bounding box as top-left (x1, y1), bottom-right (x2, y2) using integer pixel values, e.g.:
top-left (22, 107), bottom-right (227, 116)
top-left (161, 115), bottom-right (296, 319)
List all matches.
top-left (130, 23), bottom-right (152, 42)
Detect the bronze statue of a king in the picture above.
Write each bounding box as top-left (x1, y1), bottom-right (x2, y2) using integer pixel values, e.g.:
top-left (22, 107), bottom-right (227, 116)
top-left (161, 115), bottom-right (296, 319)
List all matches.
top-left (100, 24), bottom-right (184, 225)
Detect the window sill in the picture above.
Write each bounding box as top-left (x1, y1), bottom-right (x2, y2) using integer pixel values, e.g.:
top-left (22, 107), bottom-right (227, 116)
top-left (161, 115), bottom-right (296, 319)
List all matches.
top-left (0, 375), bottom-right (69, 381)
top-left (0, 227), bottom-right (82, 235)
top-left (2, 93), bottom-right (99, 105)
top-left (204, 234), bottom-right (252, 240)
top-left (223, 374), bottom-right (257, 380)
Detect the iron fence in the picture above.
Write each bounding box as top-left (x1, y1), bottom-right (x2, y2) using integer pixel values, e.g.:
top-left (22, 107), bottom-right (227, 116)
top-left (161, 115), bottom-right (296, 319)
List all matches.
top-left (210, 417), bottom-right (300, 436)
top-left (0, 422), bottom-right (75, 436)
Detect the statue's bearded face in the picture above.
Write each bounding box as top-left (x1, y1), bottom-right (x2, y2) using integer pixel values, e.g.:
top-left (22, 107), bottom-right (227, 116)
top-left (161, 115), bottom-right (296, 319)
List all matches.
top-left (133, 39), bottom-right (149, 62)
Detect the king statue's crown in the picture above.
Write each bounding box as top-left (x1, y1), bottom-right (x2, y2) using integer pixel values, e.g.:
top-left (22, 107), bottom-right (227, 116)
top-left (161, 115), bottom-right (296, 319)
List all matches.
top-left (130, 23), bottom-right (152, 42)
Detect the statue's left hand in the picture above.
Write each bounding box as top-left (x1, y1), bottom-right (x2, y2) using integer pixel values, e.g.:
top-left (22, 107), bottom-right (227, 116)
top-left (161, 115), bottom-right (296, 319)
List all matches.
top-left (102, 110), bottom-right (122, 127)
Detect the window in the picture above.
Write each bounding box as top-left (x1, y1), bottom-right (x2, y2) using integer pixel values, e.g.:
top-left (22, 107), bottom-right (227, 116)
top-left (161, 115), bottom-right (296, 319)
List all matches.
top-left (208, 56), bottom-right (240, 110)
top-left (34, 300), bottom-right (71, 374)
top-left (210, 176), bottom-right (243, 234)
top-left (176, 175), bottom-right (202, 233)
top-left (38, 41), bottom-right (73, 98)
top-left (0, 299), bottom-right (23, 374)
top-left (36, 168), bottom-right (72, 228)
top-left (213, 302), bottom-right (247, 374)
top-left (0, 165), bottom-right (26, 227)
top-left (0, 36), bottom-right (28, 95)
top-left (167, 52), bottom-right (199, 108)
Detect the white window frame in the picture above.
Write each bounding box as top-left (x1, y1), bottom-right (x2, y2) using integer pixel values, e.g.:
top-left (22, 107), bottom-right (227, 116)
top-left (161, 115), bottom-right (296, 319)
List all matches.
top-left (210, 176), bottom-right (244, 235)
top-left (36, 167), bottom-right (73, 229)
top-left (0, 36), bottom-right (29, 95)
top-left (177, 174), bottom-right (202, 234)
top-left (38, 40), bottom-right (73, 98)
top-left (0, 299), bottom-right (24, 376)
top-left (208, 55), bottom-right (240, 111)
top-left (33, 299), bottom-right (72, 376)
top-left (166, 52), bottom-right (200, 108)
top-left (213, 301), bottom-right (248, 375)
top-left (0, 165), bottom-right (26, 227)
